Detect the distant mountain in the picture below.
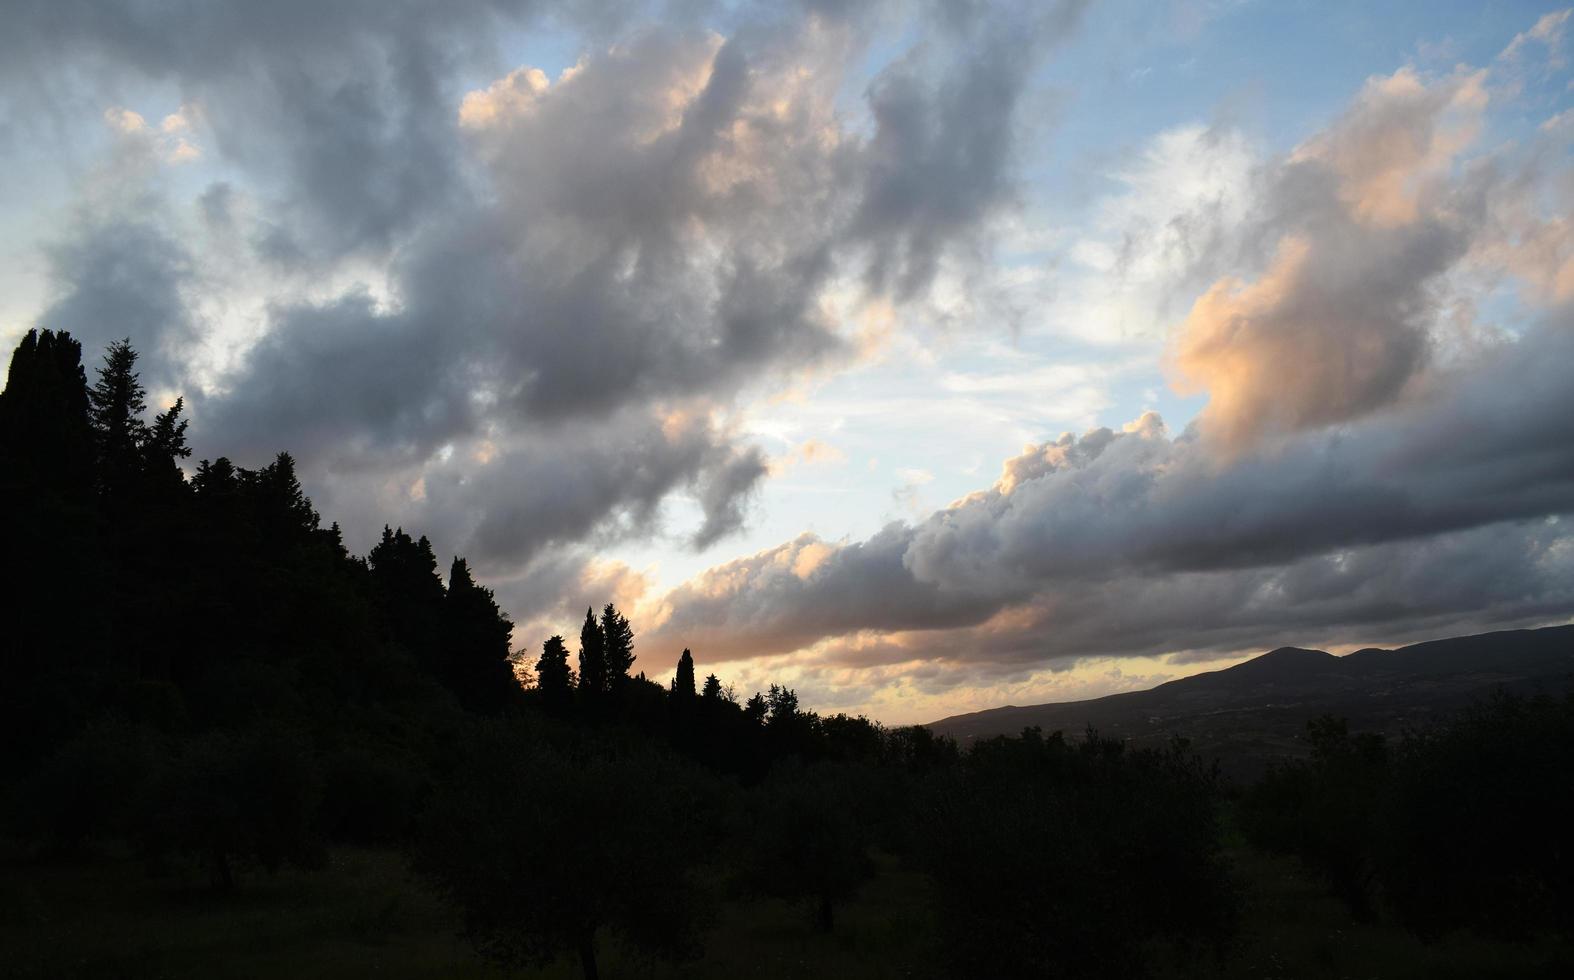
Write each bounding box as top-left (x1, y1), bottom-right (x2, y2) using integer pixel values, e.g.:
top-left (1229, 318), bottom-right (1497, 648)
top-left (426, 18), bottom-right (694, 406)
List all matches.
top-left (925, 625), bottom-right (1574, 777)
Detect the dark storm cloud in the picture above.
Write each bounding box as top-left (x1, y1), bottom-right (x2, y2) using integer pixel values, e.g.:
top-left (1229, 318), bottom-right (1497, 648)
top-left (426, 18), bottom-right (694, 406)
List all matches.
top-left (411, 412), bottom-right (772, 572)
top-left (11, 0), bottom-right (1091, 578)
top-left (193, 291), bottom-right (476, 467)
top-left (692, 444), bottom-right (770, 548)
top-left (38, 217), bottom-right (197, 390)
top-left (0, 0), bottom-right (565, 258)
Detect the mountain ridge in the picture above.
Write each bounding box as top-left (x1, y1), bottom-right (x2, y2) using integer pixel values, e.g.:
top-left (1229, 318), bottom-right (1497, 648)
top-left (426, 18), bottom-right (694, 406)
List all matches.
top-left (925, 625), bottom-right (1574, 775)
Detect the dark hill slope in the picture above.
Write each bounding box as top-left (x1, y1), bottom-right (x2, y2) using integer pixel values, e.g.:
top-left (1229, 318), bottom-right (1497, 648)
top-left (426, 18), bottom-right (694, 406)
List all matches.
top-left (926, 625), bottom-right (1574, 776)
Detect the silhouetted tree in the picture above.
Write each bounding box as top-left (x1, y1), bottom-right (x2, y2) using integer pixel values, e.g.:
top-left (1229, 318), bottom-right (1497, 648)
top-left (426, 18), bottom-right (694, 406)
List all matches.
top-left (744, 692), bottom-right (767, 725)
top-left (578, 608), bottom-right (606, 700)
top-left (536, 635), bottom-right (575, 712)
top-left (368, 526), bottom-right (448, 683)
top-left (701, 673), bottom-right (722, 701)
top-left (766, 685), bottom-right (799, 723)
top-left (87, 338), bottom-right (151, 499)
top-left (444, 556), bottom-right (520, 713)
top-left (143, 396), bottom-right (191, 490)
top-left (671, 649), bottom-right (696, 701)
top-left (601, 603), bottom-right (635, 691)
top-left (0, 328), bottom-right (95, 496)
top-left (925, 728), bottom-right (1237, 977)
top-left (0, 329), bottom-right (104, 759)
top-left (1380, 691), bottom-right (1574, 940)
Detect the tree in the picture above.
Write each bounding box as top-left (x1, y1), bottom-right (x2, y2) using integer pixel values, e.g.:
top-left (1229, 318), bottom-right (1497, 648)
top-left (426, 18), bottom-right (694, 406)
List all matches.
top-left (671, 649), bottom-right (696, 701)
top-left (536, 635), bottom-right (575, 711)
top-left (578, 608), bottom-right (606, 698)
top-left (144, 396), bottom-right (191, 487)
top-left (744, 692), bottom-right (767, 725)
top-left (0, 328), bottom-right (95, 497)
top-left (925, 729), bottom-right (1237, 977)
top-left (368, 525), bottom-right (448, 682)
top-left (748, 762), bottom-right (877, 932)
top-left (701, 673), bottom-right (722, 701)
top-left (0, 329), bottom-right (104, 761)
top-left (766, 685), bottom-right (799, 724)
top-left (87, 338), bottom-right (150, 498)
top-left (444, 556), bottom-right (520, 713)
top-left (137, 729), bottom-right (326, 890)
top-left (413, 725), bottom-right (715, 979)
top-left (1380, 692), bottom-right (1572, 940)
top-left (1241, 715), bottom-right (1388, 918)
top-left (601, 603), bottom-right (635, 691)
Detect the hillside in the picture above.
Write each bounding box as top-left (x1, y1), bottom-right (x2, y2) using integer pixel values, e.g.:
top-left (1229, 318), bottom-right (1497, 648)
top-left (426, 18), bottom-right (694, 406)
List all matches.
top-left (926, 625), bottom-right (1574, 776)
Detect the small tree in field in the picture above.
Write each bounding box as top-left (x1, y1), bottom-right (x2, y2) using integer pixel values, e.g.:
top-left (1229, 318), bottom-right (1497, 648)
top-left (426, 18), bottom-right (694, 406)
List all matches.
top-left (414, 723), bottom-right (715, 979)
top-left (747, 761), bottom-right (876, 932)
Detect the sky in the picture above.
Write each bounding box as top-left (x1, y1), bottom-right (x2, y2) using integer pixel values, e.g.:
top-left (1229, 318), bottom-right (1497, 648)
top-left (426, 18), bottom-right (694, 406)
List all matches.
top-left (3, 0), bottom-right (1573, 724)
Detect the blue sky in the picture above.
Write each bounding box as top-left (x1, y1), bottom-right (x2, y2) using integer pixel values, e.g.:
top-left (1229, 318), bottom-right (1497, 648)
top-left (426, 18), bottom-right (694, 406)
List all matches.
top-left (3, 1), bottom-right (1573, 722)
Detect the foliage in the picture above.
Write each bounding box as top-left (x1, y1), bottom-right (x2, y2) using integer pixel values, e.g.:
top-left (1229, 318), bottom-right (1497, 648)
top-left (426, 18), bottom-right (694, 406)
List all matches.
top-left (1241, 715), bottom-right (1389, 917)
top-left (1244, 694), bottom-right (1574, 942)
top-left (745, 761), bottom-right (879, 931)
top-left (412, 721), bottom-right (717, 979)
top-left (923, 728), bottom-right (1239, 978)
top-left (136, 729), bottom-right (328, 889)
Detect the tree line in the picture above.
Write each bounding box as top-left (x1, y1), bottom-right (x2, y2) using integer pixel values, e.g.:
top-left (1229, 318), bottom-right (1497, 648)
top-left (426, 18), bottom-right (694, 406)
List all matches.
top-left (3, 329), bottom-right (1569, 978)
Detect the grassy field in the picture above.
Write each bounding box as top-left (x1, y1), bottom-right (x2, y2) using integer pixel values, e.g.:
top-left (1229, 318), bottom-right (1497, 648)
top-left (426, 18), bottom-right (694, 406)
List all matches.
top-left (3, 842), bottom-right (1568, 978)
top-left (1, 846), bottom-right (943, 980)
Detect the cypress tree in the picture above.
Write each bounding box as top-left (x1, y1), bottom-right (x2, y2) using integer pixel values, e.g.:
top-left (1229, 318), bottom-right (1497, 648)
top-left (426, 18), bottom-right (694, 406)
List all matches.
top-left (601, 603), bottom-right (635, 690)
top-left (578, 608), bottom-right (606, 697)
top-left (0, 328), bottom-right (95, 497)
top-left (671, 648), bottom-right (696, 701)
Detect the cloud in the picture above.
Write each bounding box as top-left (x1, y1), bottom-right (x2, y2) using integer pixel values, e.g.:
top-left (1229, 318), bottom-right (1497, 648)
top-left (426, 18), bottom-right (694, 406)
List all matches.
top-left (93, 3), bottom-right (1085, 578)
top-left (653, 322), bottom-right (1574, 674)
top-left (1500, 8), bottom-right (1571, 65)
top-left (38, 217), bottom-right (199, 391)
top-left (1170, 67), bottom-right (1487, 449)
top-left (848, 0), bottom-right (1091, 298)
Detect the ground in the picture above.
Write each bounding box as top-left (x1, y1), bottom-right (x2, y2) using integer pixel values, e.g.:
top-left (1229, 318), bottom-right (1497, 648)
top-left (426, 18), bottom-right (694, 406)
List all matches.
top-left (3, 842), bottom-right (1568, 978)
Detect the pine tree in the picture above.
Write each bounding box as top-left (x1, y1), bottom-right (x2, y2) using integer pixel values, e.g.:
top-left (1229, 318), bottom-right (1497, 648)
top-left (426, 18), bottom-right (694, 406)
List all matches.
top-left (536, 635), bottom-right (574, 709)
top-left (578, 608), bottom-right (606, 697)
top-left (701, 673), bottom-right (722, 701)
top-left (601, 603), bottom-right (635, 690)
top-left (192, 456), bottom-right (239, 496)
top-left (145, 396), bottom-right (191, 486)
top-left (445, 556), bottom-right (518, 713)
top-left (766, 685), bottom-right (799, 724)
top-left (671, 648), bottom-right (696, 701)
top-left (87, 338), bottom-right (150, 497)
top-left (368, 526), bottom-right (448, 683)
